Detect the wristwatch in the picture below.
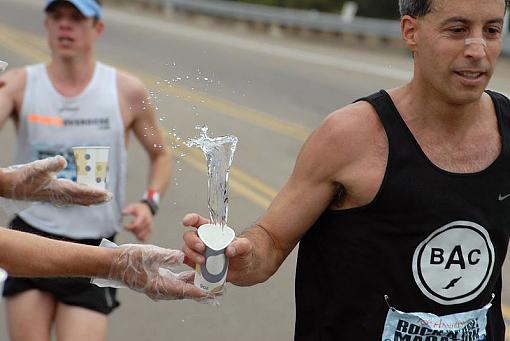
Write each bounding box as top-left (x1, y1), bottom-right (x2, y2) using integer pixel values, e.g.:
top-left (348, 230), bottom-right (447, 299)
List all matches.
top-left (141, 190), bottom-right (160, 216)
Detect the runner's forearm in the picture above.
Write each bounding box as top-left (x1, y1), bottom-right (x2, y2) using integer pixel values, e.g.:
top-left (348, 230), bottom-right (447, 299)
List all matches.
top-left (0, 227), bottom-right (118, 278)
top-left (240, 223), bottom-right (290, 284)
top-left (147, 145), bottom-right (172, 196)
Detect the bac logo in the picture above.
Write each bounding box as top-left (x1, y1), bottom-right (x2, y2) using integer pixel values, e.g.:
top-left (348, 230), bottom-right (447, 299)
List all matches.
top-left (412, 221), bottom-right (494, 305)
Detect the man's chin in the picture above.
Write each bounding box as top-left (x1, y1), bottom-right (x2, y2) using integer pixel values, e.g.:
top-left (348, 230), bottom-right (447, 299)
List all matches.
top-left (58, 52), bottom-right (78, 60)
top-left (447, 88), bottom-right (487, 105)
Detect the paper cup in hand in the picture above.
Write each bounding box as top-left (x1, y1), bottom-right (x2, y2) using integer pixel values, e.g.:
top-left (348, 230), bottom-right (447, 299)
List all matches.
top-left (194, 224), bottom-right (235, 294)
top-left (0, 268), bottom-right (8, 296)
top-left (72, 146), bottom-right (110, 190)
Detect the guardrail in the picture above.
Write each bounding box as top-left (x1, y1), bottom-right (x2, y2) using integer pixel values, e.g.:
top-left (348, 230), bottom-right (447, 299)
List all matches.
top-left (105, 0), bottom-right (510, 55)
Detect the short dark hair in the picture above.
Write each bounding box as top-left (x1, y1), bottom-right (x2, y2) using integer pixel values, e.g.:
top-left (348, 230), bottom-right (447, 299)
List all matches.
top-left (399, 0), bottom-right (509, 18)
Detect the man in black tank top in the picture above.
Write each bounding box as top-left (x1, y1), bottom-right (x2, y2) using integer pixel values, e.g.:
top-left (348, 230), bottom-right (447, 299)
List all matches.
top-left (183, 0), bottom-right (510, 340)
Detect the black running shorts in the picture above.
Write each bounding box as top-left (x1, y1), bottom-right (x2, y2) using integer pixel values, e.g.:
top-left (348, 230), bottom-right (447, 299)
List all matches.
top-left (2, 216), bottom-right (120, 315)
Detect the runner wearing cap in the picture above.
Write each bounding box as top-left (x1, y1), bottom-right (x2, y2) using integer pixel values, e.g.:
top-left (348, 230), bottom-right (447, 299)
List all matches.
top-left (0, 1), bottom-right (172, 340)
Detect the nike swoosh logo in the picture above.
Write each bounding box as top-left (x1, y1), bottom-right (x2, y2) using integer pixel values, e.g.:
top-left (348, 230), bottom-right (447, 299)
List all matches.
top-left (499, 193), bottom-right (510, 201)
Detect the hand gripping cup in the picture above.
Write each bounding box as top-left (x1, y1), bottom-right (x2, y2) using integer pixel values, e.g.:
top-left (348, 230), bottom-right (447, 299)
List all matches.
top-left (72, 146), bottom-right (110, 190)
top-left (194, 224), bottom-right (235, 293)
top-left (0, 268), bottom-right (8, 296)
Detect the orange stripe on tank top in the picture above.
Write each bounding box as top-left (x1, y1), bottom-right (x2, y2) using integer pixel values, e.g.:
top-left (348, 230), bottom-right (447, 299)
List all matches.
top-left (27, 114), bottom-right (64, 127)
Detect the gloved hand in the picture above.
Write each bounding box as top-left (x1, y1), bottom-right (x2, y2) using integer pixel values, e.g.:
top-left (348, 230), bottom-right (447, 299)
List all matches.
top-left (1, 60), bottom-right (8, 88)
top-left (107, 243), bottom-right (212, 301)
top-left (0, 156), bottom-right (111, 206)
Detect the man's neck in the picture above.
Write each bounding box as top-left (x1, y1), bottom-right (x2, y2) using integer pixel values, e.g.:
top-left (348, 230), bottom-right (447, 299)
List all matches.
top-left (46, 56), bottom-right (97, 97)
top-left (393, 80), bottom-right (488, 134)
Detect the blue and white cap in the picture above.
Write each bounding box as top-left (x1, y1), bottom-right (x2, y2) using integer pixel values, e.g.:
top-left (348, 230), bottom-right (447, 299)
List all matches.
top-left (45, 0), bottom-right (102, 19)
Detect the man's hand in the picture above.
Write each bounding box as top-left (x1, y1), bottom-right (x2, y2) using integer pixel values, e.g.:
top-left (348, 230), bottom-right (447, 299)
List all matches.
top-left (0, 156), bottom-right (112, 206)
top-left (181, 213), bottom-right (256, 286)
top-left (108, 244), bottom-right (211, 301)
top-left (123, 202), bottom-right (153, 242)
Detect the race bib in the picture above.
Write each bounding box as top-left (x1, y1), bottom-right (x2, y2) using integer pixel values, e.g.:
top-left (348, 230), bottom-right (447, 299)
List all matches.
top-left (382, 301), bottom-right (491, 341)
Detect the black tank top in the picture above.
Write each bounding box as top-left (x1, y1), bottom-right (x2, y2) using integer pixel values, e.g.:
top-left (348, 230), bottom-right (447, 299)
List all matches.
top-left (295, 90), bottom-right (510, 340)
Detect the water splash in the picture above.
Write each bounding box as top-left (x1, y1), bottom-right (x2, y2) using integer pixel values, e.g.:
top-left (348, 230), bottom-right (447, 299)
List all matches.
top-left (186, 126), bottom-right (238, 229)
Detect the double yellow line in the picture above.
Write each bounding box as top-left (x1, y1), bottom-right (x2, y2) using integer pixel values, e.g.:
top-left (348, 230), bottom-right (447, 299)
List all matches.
top-left (0, 23), bottom-right (283, 208)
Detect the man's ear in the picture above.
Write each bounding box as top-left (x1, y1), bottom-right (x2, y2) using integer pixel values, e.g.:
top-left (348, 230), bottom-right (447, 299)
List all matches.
top-left (401, 15), bottom-right (419, 53)
top-left (94, 20), bottom-right (105, 36)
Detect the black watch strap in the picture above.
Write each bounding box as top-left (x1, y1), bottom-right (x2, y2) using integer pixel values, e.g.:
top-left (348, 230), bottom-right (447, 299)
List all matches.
top-left (141, 199), bottom-right (158, 216)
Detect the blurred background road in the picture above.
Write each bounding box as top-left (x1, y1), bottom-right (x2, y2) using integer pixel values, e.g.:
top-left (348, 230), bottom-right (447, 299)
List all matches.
top-left (0, 0), bottom-right (509, 339)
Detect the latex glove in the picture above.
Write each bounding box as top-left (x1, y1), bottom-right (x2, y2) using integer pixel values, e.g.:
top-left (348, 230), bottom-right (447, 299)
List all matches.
top-left (103, 241), bottom-right (211, 301)
top-left (1, 60), bottom-right (8, 88)
top-left (122, 202), bottom-right (153, 242)
top-left (0, 156), bottom-right (112, 206)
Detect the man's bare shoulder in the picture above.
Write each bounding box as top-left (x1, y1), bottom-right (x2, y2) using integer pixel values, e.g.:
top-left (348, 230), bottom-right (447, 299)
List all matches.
top-left (116, 70), bottom-right (148, 107)
top-left (296, 100), bottom-right (384, 181)
top-left (315, 100), bottom-right (384, 154)
top-left (0, 68), bottom-right (27, 96)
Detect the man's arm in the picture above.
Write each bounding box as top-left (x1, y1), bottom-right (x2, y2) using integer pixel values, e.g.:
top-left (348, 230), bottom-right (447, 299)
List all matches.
top-left (125, 77), bottom-right (172, 196)
top-left (0, 227), bottom-right (209, 300)
top-left (0, 227), bottom-right (114, 277)
top-left (0, 68), bottom-right (25, 129)
top-left (118, 72), bottom-right (172, 241)
top-left (183, 102), bottom-right (380, 286)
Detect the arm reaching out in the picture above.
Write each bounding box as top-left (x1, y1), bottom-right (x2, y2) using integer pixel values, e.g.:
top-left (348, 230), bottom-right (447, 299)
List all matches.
top-left (182, 104), bottom-right (373, 286)
top-left (0, 228), bottom-right (209, 301)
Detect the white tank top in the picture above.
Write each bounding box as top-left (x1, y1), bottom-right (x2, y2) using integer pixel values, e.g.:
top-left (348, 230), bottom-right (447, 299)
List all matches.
top-left (16, 63), bottom-right (127, 239)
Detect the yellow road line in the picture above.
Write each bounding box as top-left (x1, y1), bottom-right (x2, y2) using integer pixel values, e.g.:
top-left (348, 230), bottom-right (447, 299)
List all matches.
top-left (0, 24), bottom-right (277, 199)
top-left (167, 135), bottom-right (275, 207)
top-left (0, 23), bottom-right (276, 208)
top-left (178, 141), bottom-right (278, 199)
top-left (0, 30), bottom-right (48, 63)
top-left (0, 24), bottom-right (311, 142)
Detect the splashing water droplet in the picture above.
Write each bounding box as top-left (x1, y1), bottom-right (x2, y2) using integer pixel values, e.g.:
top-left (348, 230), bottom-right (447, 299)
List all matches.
top-left (186, 126), bottom-right (238, 228)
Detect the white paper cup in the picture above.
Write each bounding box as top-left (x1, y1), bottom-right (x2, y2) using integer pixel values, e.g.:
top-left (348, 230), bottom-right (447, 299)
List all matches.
top-left (72, 146), bottom-right (110, 189)
top-left (0, 268), bottom-right (8, 295)
top-left (194, 224), bottom-right (235, 293)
